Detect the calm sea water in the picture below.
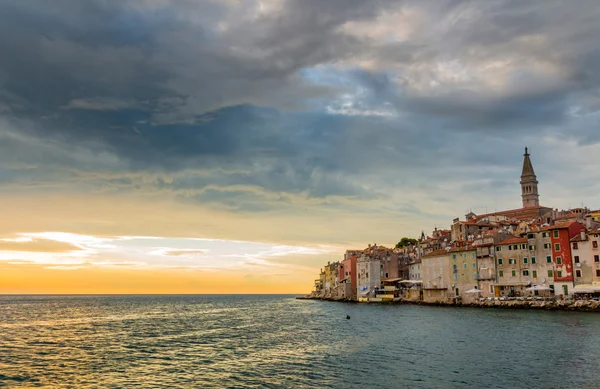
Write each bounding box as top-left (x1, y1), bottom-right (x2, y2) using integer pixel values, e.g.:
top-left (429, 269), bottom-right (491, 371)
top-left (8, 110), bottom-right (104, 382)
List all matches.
top-left (1, 295), bottom-right (600, 388)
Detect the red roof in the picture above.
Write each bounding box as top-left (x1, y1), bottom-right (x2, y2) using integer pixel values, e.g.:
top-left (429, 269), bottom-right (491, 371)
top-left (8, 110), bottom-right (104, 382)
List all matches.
top-left (475, 205), bottom-right (550, 220)
top-left (540, 221), bottom-right (578, 231)
top-left (422, 249), bottom-right (450, 258)
top-left (497, 237), bottom-right (528, 245)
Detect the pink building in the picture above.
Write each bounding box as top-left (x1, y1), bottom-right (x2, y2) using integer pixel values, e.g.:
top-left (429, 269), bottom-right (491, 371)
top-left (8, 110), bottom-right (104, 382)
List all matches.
top-left (338, 250), bottom-right (359, 300)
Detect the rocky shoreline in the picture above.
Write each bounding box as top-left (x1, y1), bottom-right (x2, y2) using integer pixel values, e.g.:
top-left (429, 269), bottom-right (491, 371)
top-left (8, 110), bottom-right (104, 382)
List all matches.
top-left (296, 296), bottom-right (600, 312)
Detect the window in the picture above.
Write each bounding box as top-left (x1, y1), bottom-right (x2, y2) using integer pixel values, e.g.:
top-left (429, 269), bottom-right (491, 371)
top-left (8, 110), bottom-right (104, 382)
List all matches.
top-left (473, 272), bottom-right (477, 279)
top-left (499, 270), bottom-right (504, 277)
top-left (544, 243), bottom-right (550, 249)
top-left (508, 245), bottom-right (512, 251)
top-left (523, 270), bottom-right (529, 276)
top-left (576, 270), bottom-right (582, 278)
top-left (463, 253), bottom-right (467, 259)
top-left (385, 272), bottom-right (388, 278)
top-left (593, 241), bottom-right (599, 249)
top-left (453, 254), bottom-right (456, 259)
top-left (574, 256), bottom-right (580, 264)
top-left (528, 233), bottom-right (535, 239)
top-left (472, 263), bottom-right (476, 268)
top-left (345, 271), bottom-right (349, 276)
top-left (454, 273), bottom-right (458, 280)
top-left (496, 246), bottom-right (501, 252)
top-left (531, 257), bottom-right (536, 264)
top-left (509, 258), bottom-right (516, 265)
top-left (529, 245), bottom-right (536, 251)
top-left (513, 245), bottom-right (518, 250)
top-left (472, 252), bottom-right (476, 258)
top-left (573, 242), bottom-right (578, 249)
top-left (546, 256), bottom-right (552, 263)
top-left (463, 263), bottom-right (468, 269)
top-left (548, 270), bottom-right (554, 277)
top-left (498, 258), bottom-right (503, 265)
top-left (555, 243), bottom-right (561, 251)
top-left (553, 230), bottom-right (559, 238)
top-left (596, 269), bottom-right (600, 277)
top-left (556, 257), bottom-right (562, 265)
top-left (512, 270), bottom-right (516, 277)
top-left (595, 255), bottom-right (600, 263)
top-left (557, 271), bottom-right (563, 278)
top-left (532, 270), bottom-right (537, 278)
top-left (523, 257), bottom-right (528, 264)
top-left (542, 232), bottom-right (548, 238)
top-left (521, 244), bottom-right (527, 250)
top-left (453, 264), bottom-right (457, 270)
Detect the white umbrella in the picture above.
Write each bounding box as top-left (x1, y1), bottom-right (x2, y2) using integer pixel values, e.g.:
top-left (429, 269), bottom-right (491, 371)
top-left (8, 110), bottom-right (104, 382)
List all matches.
top-left (526, 285), bottom-right (551, 291)
top-left (464, 288), bottom-right (483, 294)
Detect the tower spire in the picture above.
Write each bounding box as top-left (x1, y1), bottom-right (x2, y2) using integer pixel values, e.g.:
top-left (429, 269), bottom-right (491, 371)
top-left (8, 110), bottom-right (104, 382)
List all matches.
top-left (520, 146), bottom-right (539, 208)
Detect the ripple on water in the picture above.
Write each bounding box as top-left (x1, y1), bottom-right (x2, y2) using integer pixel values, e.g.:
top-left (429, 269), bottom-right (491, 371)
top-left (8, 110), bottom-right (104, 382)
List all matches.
top-left (2, 295), bottom-right (600, 388)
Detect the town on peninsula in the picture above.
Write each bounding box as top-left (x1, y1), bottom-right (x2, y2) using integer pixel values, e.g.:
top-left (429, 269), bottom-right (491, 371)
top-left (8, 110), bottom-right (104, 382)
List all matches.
top-left (302, 148), bottom-right (600, 311)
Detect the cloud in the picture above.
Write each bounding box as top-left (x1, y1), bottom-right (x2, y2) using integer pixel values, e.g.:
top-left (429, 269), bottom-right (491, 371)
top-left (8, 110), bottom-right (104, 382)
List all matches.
top-left (0, 232), bottom-right (333, 272)
top-left (0, 238), bottom-right (82, 253)
top-left (0, 0), bottom-right (599, 258)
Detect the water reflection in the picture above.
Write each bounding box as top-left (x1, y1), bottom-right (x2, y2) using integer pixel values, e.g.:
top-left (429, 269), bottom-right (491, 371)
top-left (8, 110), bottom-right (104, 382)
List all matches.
top-left (1, 295), bottom-right (600, 388)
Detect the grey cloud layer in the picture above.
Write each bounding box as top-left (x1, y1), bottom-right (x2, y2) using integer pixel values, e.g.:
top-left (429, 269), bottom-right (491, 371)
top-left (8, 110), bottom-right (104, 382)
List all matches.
top-left (1, 0), bottom-right (599, 219)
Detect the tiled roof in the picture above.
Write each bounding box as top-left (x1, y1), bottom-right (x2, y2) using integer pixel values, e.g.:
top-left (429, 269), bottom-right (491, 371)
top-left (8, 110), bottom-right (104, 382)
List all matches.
top-left (497, 237), bottom-right (528, 245)
top-left (540, 221), bottom-right (578, 231)
top-left (422, 249), bottom-right (450, 258)
top-left (474, 206), bottom-right (551, 221)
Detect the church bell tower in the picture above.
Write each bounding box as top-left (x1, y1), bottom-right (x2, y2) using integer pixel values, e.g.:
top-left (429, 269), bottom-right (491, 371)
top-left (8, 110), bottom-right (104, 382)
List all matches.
top-left (520, 147), bottom-right (539, 208)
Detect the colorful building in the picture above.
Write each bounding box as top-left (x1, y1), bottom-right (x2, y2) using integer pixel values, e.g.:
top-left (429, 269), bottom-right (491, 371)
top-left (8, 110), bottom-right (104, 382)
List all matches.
top-left (571, 227), bottom-right (600, 293)
top-left (542, 221), bottom-right (586, 295)
top-left (448, 246), bottom-right (478, 301)
top-left (422, 249), bottom-right (451, 303)
top-left (338, 251), bottom-right (359, 300)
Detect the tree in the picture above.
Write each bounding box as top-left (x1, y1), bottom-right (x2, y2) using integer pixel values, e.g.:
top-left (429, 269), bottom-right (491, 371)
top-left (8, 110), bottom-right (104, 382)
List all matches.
top-left (395, 237), bottom-right (418, 248)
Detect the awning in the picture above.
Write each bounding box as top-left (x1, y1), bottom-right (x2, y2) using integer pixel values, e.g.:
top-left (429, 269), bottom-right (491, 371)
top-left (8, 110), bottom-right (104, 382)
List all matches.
top-left (399, 280), bottom-right (423, 284)
top-left (494, 281), bottom-right (531, 287)
top-left (525, 285), bottom-right (552, 291)
top-left (573, 284), bottom-right (600, 293)
top-left (361, 290), bottom-right (370, 296)
top-left (383, 278), bottom-right (403, 282)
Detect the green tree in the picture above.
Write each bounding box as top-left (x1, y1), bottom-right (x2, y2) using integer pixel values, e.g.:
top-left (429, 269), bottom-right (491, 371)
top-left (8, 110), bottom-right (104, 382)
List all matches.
top-left (395, 237), bottom-right (418, 248)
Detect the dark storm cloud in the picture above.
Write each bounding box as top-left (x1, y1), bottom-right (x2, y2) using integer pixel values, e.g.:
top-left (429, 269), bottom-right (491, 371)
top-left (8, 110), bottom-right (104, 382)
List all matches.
top-left (1, 0), bottom-right (600, 213)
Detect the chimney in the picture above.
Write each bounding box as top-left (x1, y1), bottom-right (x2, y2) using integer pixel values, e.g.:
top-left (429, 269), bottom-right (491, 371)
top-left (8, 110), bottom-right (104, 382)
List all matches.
top-left (580, 230), bottom-right (586, 241)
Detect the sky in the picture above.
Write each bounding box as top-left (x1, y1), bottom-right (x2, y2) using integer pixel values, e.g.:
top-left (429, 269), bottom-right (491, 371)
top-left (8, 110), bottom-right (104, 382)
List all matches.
top-left (1, 0), bottom-right (600, 293)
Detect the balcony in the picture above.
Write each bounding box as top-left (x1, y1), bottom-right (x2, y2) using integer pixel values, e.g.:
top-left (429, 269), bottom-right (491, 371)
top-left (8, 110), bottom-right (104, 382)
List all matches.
top-left (477, 275), bottom-right (495, 280)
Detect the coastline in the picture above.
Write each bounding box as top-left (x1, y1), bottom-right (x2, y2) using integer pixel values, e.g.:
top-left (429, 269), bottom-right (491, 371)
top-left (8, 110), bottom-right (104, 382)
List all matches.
top-left (296, 295), bottom-right (600, 312)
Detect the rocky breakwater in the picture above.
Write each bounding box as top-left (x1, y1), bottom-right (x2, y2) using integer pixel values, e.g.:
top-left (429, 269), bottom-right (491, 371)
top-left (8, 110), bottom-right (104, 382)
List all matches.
top-left (420, 299), bottom-right (600, 312)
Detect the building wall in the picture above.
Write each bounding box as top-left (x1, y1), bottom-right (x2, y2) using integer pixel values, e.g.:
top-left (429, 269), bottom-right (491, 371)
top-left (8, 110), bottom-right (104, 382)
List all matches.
top-left (356, 256), bottom-right (381, 298)
top-left (380, 252), bottom-right (399, 281)
top-left (450, 249), bottom-right (478, 298)
top-left (409, 262), bottom-right (422, 280)
top-left (530, 230), bottom-right (555, 289)
top-left (572, 230), bottom-right (600, 285)
top-left (572, 236), bottom-right (593, 285)
top-left (550, 229), bottom-right (574, 286)
top-left (422, 253), bottom-right (450, 303)
top-left (339, 256), bottom-right (358, 300)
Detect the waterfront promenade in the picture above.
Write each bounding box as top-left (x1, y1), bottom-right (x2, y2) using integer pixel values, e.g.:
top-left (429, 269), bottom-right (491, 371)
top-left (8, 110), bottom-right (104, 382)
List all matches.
top-left (298, 294), bottom-right (600, 312)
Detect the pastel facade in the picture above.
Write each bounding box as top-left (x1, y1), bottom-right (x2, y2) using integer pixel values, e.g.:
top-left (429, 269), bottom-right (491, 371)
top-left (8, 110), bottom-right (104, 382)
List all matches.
top-left (571, 227), bottom-right (600, 290)
top-left (494, 237), bottom-right (533, 297)
top-left (543, 221), bottom-right (586, 295)
top-left (422, 250), bottom-right (451, 303)
top-left (338, 251), bottom-right (359, 300)
top-left (356, 252), bottom-right (381, 300)
top-left (449, 247), bottom-right (478, 300)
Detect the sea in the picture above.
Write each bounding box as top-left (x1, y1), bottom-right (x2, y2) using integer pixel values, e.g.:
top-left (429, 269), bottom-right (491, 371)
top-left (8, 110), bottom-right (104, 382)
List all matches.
top-left (1, 295), bottom-right (600, 389)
